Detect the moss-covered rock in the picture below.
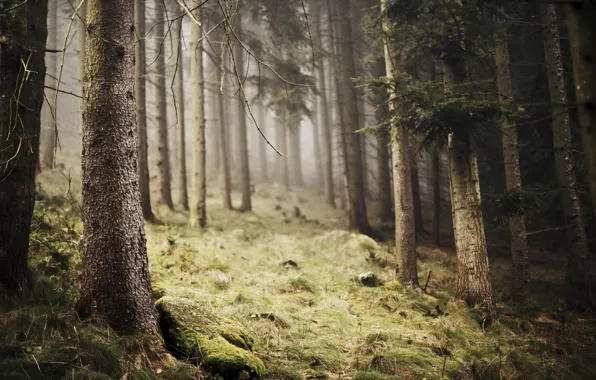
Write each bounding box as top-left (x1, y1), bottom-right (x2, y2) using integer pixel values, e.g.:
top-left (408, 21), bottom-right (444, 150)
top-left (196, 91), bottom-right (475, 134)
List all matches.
top-left (156, 296), bottom-right (265, 378)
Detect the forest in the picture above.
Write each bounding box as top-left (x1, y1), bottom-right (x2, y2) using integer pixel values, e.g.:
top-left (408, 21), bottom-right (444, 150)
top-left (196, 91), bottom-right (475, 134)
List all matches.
top-left (1, 0), bottom-right (596, 379)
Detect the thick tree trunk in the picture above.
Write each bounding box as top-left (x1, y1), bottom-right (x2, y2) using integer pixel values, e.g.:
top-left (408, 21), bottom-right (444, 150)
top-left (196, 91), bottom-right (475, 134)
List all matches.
top-left (541, 3), bottom-right (592, 307)
top-left (336, 0), bottom-right (371, 234)
top-left (382, 0), bottom-right (418, 286)
top-left (78, 0), bottom-right (157, 333)
top-left (566, 2), bottom-right (596, 216)
top-left (172, 14), bottom-right (189, 210)
top-left (495, 14), bottom-right (531, 304)
top-left (0, 0), bottom-right (48, 293)
top-left (233, 18), bottom-right (252, 212)
top-left (190, 9), bottom-right (206, 228)
top-left (430, 142), bottom-right (441, 246)
top-left (135, 0), bottom-right (153, 220)
top-left (443, 53), bottom-right (493, 310)
top-left (256, 103), bottom-right (269, 182)
top-left (313, 0), bottom-right (335, 207)
top-left (155, 1), bottom-right (174, 209)
top-left (42, 0), bottom-right (57, 169)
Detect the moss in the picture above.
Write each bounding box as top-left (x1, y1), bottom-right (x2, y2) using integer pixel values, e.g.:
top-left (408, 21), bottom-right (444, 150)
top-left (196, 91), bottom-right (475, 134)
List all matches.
top-left (156, 296), bottom-right (265, 377)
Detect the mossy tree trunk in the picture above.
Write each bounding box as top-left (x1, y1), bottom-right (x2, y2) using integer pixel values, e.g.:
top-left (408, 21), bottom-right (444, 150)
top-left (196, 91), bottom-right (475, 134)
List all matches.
top-left (77, 0), bottom-right (157, 333)
top-left (0, 0), bottom-right (48, 293)
top-left (495, 12), bottom-right (530, 304)
top-left (172, 11), bottom-right (189, 211)
top-left (566, 1), bottom-right (596, 217)
top-left (313, 0), bottom-right (335, 207)
top-left (382, 0), bottom-right (419, 286)
top-left (42, 0), bottom-right (57, 170)
top-left (154, 0), bottom-right (174, 210)
top-left (190, 8), bottom-right (206, 228)
top-left (541, 3), bottom-right (592, 308)
top-left (135, 0), bottom-right (153, 220)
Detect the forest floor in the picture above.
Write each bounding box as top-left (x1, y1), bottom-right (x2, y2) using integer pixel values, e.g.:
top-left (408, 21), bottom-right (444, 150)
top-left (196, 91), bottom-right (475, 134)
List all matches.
top-left (1, 168), bottom-right (596, 379)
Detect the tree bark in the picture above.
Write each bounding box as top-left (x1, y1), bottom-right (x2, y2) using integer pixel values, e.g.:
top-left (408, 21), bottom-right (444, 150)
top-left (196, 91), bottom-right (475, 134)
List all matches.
top-left (0, 0), bottom-right (48, 293)
top-left (494, 13), bottom-right (531, 304)
top-left (154, 0), bottom-right (174, 209)
top-left (443, 53), bottom-right (493, 310)
top-left (233, 17), bottom-right (252, 212)
top-left (215, 29), bottom-right (233, 210)
top-left (289, 119), bottom-right (304, 187)
top-left (541, 3), bottom-right (592, 307)
top-left (430, 142), bottom-right (441, 246)
top-left (42, 0), bottom-right (57, 169)
top-left (135, 0), bottom-right (153, 220)
top-left (78, 0), bottom-right (157, 333)
top-left (566, 1), bottom-right (596, 216)
top-left (382, 0), bottom-right (418, 286)
top-left (412, 156), bottom-right (424, 243)
top-left (190, 8), bottom-right (206, 228)
top-left (172, 13), bottom-right (189, 210)
top-left (313, 0), bottom-right (335, 207)
top-left (256, 102), bottom-right (269, 182)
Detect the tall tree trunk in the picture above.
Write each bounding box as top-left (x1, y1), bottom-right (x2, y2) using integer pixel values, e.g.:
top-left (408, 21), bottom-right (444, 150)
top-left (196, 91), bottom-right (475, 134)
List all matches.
top-left (289, 120), bottom-right (304, 187)
top-left (215, 30), bottom-right (233, 210)
top-left (78, 0), bottom-right (157, 333)
top-left (566, 1), bottom-right (596, 216)
top-left (155, 1), bottom-right (174, 209)
top-left (313, 0), bottom-right (335, 207)
top-left (312, 102), bottom-right (324, 189)
top-left (233, 17), bottom-right (252, 212)
top-left (78, 2), bottom-right (87, 124)
top-left (280, 116), bottom-right (290, 188)
top-left (411, 156), bottom-right (424, 242)
top-left (372, 59), bottom-right (393, 223)
top-left (42, 0), bottom-right (57, 169)
top-left (135, 0), bottom-right (153, 220)
top-left (430, 142), bottom-right (441, 246)
top-left (0, 0), bottom-right (48, 293)
top-left (443, 53), bottom-right (493, 310)
top-left (172, 13), bottom-right (189, 210)
top-left (256, 102), bottom-right (269, 182)
top-left (541, 3), bottom-right (592, 307)
top-left (382, 0), bottom-right (418, 286)
top-left (190, 9), bottom-right (206, 228)
top-left (336, 0), bottom-right (371, 234)
top-left (495, 13), bottom-right (531, 304)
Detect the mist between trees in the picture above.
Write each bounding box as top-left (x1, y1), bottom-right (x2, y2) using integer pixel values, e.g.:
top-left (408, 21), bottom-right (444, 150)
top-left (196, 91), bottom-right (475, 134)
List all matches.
top-left (1, 0), bottom-right (596, 379)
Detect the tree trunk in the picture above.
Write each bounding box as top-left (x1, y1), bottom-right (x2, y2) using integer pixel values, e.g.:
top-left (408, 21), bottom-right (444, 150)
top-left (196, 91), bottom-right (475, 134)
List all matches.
top-left (541, 3), bottom-right (592, 307)
top-left (42, 0), bottom-right (57, 169)
top-left (566, 1), bottom-right (596, 216)
top-left (412, 156), bottom-right (424, 243)
top-left (494, 13), bottom-right (531, 304)
top-left (233, 17), bottom-right (252, 212)
top-left (313, 0), bottom-right (335, 207)
top-left (78, 2), bottom-right (87, 123)
top-left (0, 0), bottom-right (48, 293)
top-left (190, 9), bottom-right (206, 228)
top-left (443, 53), bottom-right (493, 310)
top-left (215, 29), bottom-right (233, 210)
top-left (155, 1), bottom-right (174, 209)
top-left (382, 0), bottom-right (418, 286)
top-left (172, 13), bottom-right (189, 211)
top-left (289, 119), bottom-right (304, 187)
top-left (430, 142), bottom-right (441, 246)
top-left (280, 115), bottom-right (290, 188)
top-left (256, 103), bottom-right (269, 182)
top-left (78, 0), bottom-right (157, 333)
top-left (336, 0), bottom-right (371, 234)
top-left (135, 0), bottom-right (153, 220)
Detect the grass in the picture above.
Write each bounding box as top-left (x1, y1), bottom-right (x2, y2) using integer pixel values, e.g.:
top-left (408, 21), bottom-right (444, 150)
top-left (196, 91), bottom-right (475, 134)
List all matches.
top-left (1, 169), bottom-right (596, 379)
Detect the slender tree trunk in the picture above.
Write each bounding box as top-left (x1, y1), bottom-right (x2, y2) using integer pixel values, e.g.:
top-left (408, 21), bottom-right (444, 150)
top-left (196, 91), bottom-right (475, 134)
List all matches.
top-left (135, 0), bottom-right (153, 220)
top-left (566, 1), bottom-right (596, 216)
top-left (289, 120), bottom-right (304, 187)
top-left (215, 30), bottom-right (233, 210)
top-left (382, 0), bottom-right (418, 285)
top-left (172, 13), bottom-right (189, 210)
top-left (430, 142), bottom-right (441, 246)
top-left (313, 0), bottom-right (335, 206)
top-left (42, 0), bottom-right (57, 169)
top-left (412, 156), bottom-right (424, 242)
top-left (77, 0), bottom-right (157, 333)
top-left (78, 2), bottom-right (87, 121)
top-left (233, 17), bottom-right (252, 212)
top-left (155, 1), bottom-right (174, 209)
top-left (312, 102), bottom-right (324, 189)
top-left (256, 103), bottom-right (269, 182)
top-left (336, 0), bottom-right (371, 234)
top-left (495, 13), bottom-right (531, 304)
top-left (190, 9), bottom-right (207, 228)
top-left (280, 115), bottom-right (290, 188)
top-left (0, 0), bottom-right (48, 293)
top-left (541, 3), bottom-right (592, 307)
top-left (443, 54), bottom-right (493, 311)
